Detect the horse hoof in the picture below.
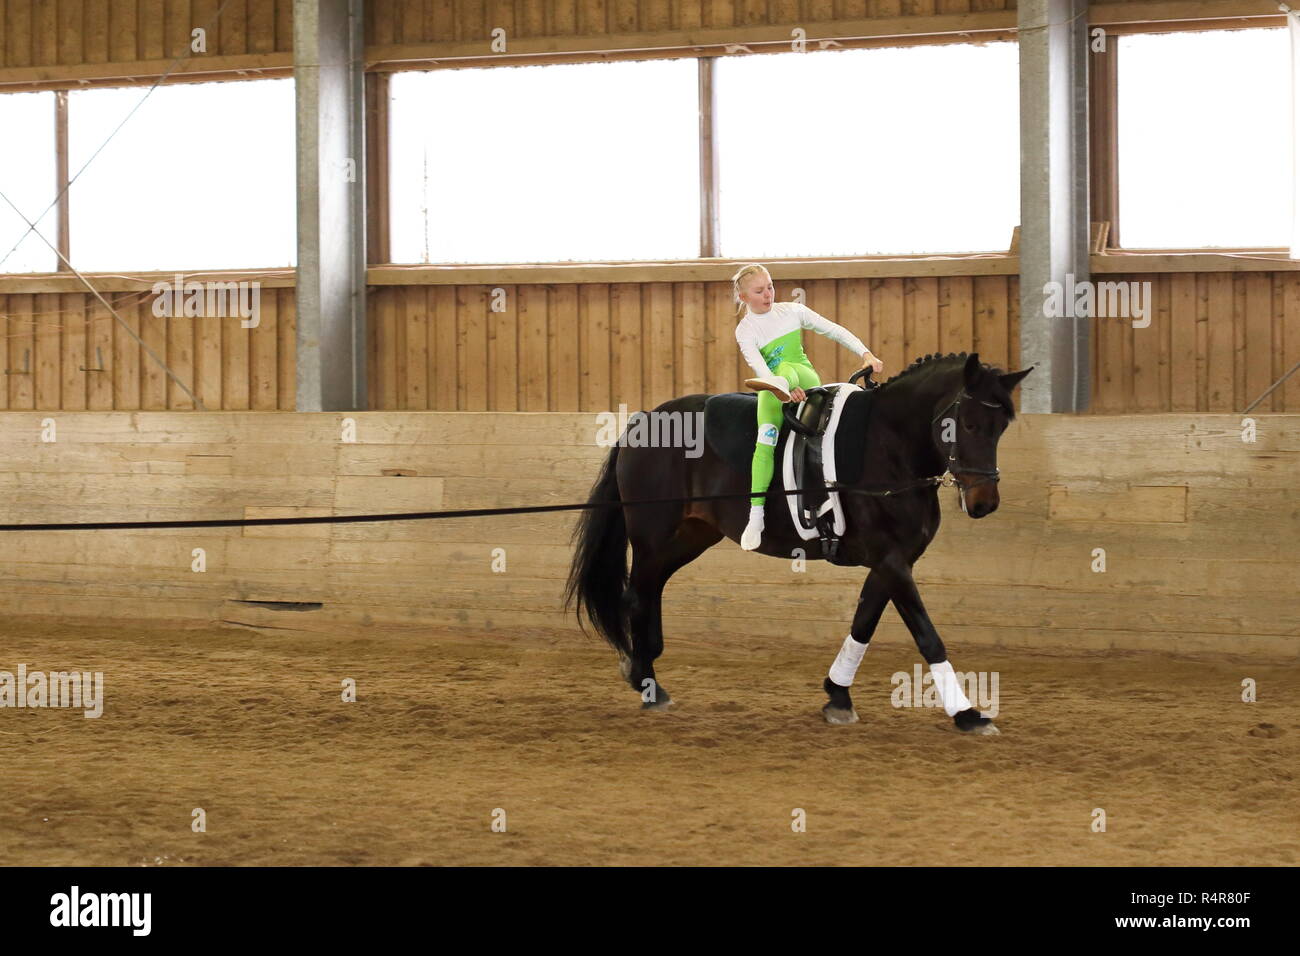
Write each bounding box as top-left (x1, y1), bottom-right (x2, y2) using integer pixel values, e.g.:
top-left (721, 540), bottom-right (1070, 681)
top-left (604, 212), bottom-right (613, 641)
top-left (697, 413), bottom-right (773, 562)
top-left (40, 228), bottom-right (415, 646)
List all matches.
top-left (822, 704), bottom-right (859, 725)
top-left (954, 709), bottom-right (1000, 734)
top-left (641, 688), bottom-right (673, 711)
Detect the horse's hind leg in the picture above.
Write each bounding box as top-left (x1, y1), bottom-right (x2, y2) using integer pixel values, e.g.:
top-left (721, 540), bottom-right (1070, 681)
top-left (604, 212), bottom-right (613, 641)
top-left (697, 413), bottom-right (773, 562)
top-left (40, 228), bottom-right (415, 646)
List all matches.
top-left (624, 517), bottom-right (722, 710)
top-left (623, 552), bottom-right (669, 709)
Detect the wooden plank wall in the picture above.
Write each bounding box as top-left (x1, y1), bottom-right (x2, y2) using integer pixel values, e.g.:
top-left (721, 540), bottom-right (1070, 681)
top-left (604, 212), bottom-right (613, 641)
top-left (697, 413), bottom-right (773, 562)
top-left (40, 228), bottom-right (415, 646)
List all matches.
top-left (1094, 272), bottom-right (1300, 414)
top-left (5, 271), bottom-right (1300, 412)
top-left (0, 288), bottom-right (297, 410)
top-left (369, 276), bottom-right (1019, 413)
top-left (370, 272), bottom-right (1300, 414)
top-left (0, 0), bottom-right (1254, 75)
top-left (0, 0), bottom-right (294, 67)
top-left (365, 0), bottom-right (1018, 45)
top-left (0, 410), bottom-right (1293, 658)
top-left (0, 0), bottom-right (1021, 77)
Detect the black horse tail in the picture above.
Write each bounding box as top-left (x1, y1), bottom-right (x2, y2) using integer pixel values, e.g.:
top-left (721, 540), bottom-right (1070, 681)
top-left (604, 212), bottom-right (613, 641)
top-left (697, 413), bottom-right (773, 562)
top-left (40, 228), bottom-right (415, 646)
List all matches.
top-left (563, 443), bottom-right (630, 658)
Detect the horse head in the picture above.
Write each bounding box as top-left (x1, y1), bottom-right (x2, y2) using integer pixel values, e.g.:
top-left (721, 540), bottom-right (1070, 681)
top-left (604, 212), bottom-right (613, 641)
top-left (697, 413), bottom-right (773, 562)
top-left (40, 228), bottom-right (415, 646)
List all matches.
top-left (929, 353), bottom-right (1033, 519)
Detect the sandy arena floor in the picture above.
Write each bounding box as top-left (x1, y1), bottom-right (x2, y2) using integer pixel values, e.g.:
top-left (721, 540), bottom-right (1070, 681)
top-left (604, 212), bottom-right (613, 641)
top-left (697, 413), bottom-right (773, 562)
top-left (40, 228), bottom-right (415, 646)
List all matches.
top-left (0, 618), bottom-right (1295, 866)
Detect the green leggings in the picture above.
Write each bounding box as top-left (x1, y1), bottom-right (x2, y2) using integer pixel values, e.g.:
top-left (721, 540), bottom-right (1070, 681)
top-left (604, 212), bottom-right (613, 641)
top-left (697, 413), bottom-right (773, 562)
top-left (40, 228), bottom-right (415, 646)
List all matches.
top-left (751, 361), bottom-right (821, 507)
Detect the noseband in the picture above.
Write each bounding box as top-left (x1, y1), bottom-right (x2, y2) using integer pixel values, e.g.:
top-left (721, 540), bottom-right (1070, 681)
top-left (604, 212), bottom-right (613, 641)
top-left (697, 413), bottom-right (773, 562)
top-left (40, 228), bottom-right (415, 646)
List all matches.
top-left (932, 390), bottom-right (1002, 494)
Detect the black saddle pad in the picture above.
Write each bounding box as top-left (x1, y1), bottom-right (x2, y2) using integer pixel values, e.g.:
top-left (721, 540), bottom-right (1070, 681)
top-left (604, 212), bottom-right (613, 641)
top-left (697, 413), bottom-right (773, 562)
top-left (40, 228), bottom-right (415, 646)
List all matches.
top-left (702, 388), bottom-right (874, 488)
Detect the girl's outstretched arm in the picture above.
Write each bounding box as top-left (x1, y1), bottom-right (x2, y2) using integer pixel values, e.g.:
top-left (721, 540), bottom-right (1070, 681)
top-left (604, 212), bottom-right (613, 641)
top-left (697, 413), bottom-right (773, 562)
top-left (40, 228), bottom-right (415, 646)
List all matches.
top-left (796, 302), bottom-right (882, 371)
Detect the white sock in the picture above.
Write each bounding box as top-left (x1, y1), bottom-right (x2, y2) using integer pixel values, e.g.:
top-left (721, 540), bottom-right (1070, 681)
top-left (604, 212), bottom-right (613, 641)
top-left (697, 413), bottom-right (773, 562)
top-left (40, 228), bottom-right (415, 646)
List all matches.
top-left (748, 505), bottom-right (764, 523)
top-left (828, 634), bottom-right (869, 687)
top-left (929, 660), bottom-right (973, 717)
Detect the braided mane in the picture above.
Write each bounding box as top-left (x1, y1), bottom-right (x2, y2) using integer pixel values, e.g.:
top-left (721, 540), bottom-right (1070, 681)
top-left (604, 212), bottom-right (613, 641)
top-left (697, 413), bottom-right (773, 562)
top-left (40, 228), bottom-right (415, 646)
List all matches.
top-left (882, 351), bottom-right (972, 385)
top-left (879, 351), bottom-right (1016, 418)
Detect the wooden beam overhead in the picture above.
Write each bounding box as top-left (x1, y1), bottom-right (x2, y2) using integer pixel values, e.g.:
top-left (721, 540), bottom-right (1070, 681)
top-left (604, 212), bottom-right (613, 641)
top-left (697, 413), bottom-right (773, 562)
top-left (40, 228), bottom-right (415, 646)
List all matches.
top-left (0, 54), bottom-right (294, 93)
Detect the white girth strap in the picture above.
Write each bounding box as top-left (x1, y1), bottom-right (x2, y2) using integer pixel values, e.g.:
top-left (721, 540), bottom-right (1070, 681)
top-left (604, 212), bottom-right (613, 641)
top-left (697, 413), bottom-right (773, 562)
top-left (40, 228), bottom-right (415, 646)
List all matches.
top-left (782, 382), bottom-right (861, 542)
top-left (820, 381), bottom-right (860, 536)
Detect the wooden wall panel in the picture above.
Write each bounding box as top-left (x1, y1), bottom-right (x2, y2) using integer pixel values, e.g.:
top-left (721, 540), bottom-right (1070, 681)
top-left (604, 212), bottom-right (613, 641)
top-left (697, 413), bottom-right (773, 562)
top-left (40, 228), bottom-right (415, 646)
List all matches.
top-left (0, 0), bottom-right (293, 69)
top-left (363, 0), bottom-right (1018, 45)
top-left (33, 2), bottom-right (56, 67)
top-left (367, 275), bottom-right (1016, 413)
top-left (0, 410), bottom-right (1293, 659)
top-left (488, 283), bottom-right (518, 411)
top-left (1090, 272), bottom-right (1297, 414)
top-left (676, 281), bottom-right (706, 395)
top-left (4, 269), bottom-right (1298, 413)
top-left (114, 294), bottom-right (141, 408)
top-left (0, 0), bottom-right (1028, 75)
top-left (367, 270), bottom-right (1297, 415)
top-left (0, 286), bottom-right (296, 410)
top-left (0, 1), bottom-right (1274, 91)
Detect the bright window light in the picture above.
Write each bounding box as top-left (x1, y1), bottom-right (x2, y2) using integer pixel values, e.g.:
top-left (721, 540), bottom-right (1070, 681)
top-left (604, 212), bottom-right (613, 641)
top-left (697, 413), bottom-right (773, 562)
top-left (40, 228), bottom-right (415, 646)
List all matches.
top-left (68, 79), bottom-right (296, 270)
top-left (389, 60), bottom-right (700, 263)
top-left (0, 91), bottom-right (58, 273)
top-left (1118, 29), bottom-right (1288, 248)
top-left (715, 44), bottom-right (1020, 257)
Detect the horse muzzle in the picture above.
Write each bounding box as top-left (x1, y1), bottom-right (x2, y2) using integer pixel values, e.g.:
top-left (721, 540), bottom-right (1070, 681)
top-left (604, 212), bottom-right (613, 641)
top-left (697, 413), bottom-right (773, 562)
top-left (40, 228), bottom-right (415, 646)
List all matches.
top-left (952, 471), bottom-right (1000, 518)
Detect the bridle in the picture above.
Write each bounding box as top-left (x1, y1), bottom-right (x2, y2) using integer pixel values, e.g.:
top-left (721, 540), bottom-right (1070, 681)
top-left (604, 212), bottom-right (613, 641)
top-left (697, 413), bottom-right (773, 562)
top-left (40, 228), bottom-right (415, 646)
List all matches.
top-left (932, 389), bottom-right (1002, 495)
top-left (826, 386), bottom-right (1003, 502)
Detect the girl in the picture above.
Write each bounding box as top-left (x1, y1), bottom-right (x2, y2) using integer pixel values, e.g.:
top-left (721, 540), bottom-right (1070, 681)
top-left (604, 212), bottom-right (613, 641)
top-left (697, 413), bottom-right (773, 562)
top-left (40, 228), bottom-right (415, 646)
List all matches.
top-left (732, 263), bottom-right (884, 551)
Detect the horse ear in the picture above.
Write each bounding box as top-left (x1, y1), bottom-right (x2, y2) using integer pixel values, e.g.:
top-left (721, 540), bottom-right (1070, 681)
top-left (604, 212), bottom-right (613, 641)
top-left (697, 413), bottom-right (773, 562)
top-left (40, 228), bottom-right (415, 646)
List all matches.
top-left (963, 352), bottom-right (982, 387)
top-left (999, 366), bottom-right (1034, 390)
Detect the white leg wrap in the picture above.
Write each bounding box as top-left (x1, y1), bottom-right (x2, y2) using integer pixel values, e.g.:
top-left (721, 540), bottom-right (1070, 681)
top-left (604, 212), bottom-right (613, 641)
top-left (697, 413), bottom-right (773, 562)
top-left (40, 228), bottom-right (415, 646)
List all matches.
top-left (827, 634), bottom-right (869, 687)
top-left (929, 660), bottom-right (973, 717)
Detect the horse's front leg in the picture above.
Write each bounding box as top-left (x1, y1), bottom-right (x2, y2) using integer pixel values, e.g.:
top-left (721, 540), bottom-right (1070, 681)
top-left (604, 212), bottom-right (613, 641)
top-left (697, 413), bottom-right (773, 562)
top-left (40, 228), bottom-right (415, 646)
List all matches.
top-left (821, 568), bottom-right (891, 724)
top-left (879, 555), bottom-right (999, 734)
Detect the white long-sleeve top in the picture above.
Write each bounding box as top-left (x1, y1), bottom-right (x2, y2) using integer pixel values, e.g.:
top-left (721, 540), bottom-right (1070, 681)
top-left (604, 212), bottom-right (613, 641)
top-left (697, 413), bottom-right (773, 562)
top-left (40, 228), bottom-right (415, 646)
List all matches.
top-left (734, 301), bottom-right (869, 380)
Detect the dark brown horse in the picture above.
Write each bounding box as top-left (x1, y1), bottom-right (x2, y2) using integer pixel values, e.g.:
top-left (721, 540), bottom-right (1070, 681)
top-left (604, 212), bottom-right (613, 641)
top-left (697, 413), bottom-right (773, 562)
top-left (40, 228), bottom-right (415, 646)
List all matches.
top-left (564, 352), bottom-right (1032, 733)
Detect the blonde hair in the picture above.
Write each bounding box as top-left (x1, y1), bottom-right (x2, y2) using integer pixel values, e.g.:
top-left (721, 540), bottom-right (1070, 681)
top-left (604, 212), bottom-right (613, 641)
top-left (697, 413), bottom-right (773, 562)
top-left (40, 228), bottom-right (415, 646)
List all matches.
top-left (731, 263), bottom-right (770, 321)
